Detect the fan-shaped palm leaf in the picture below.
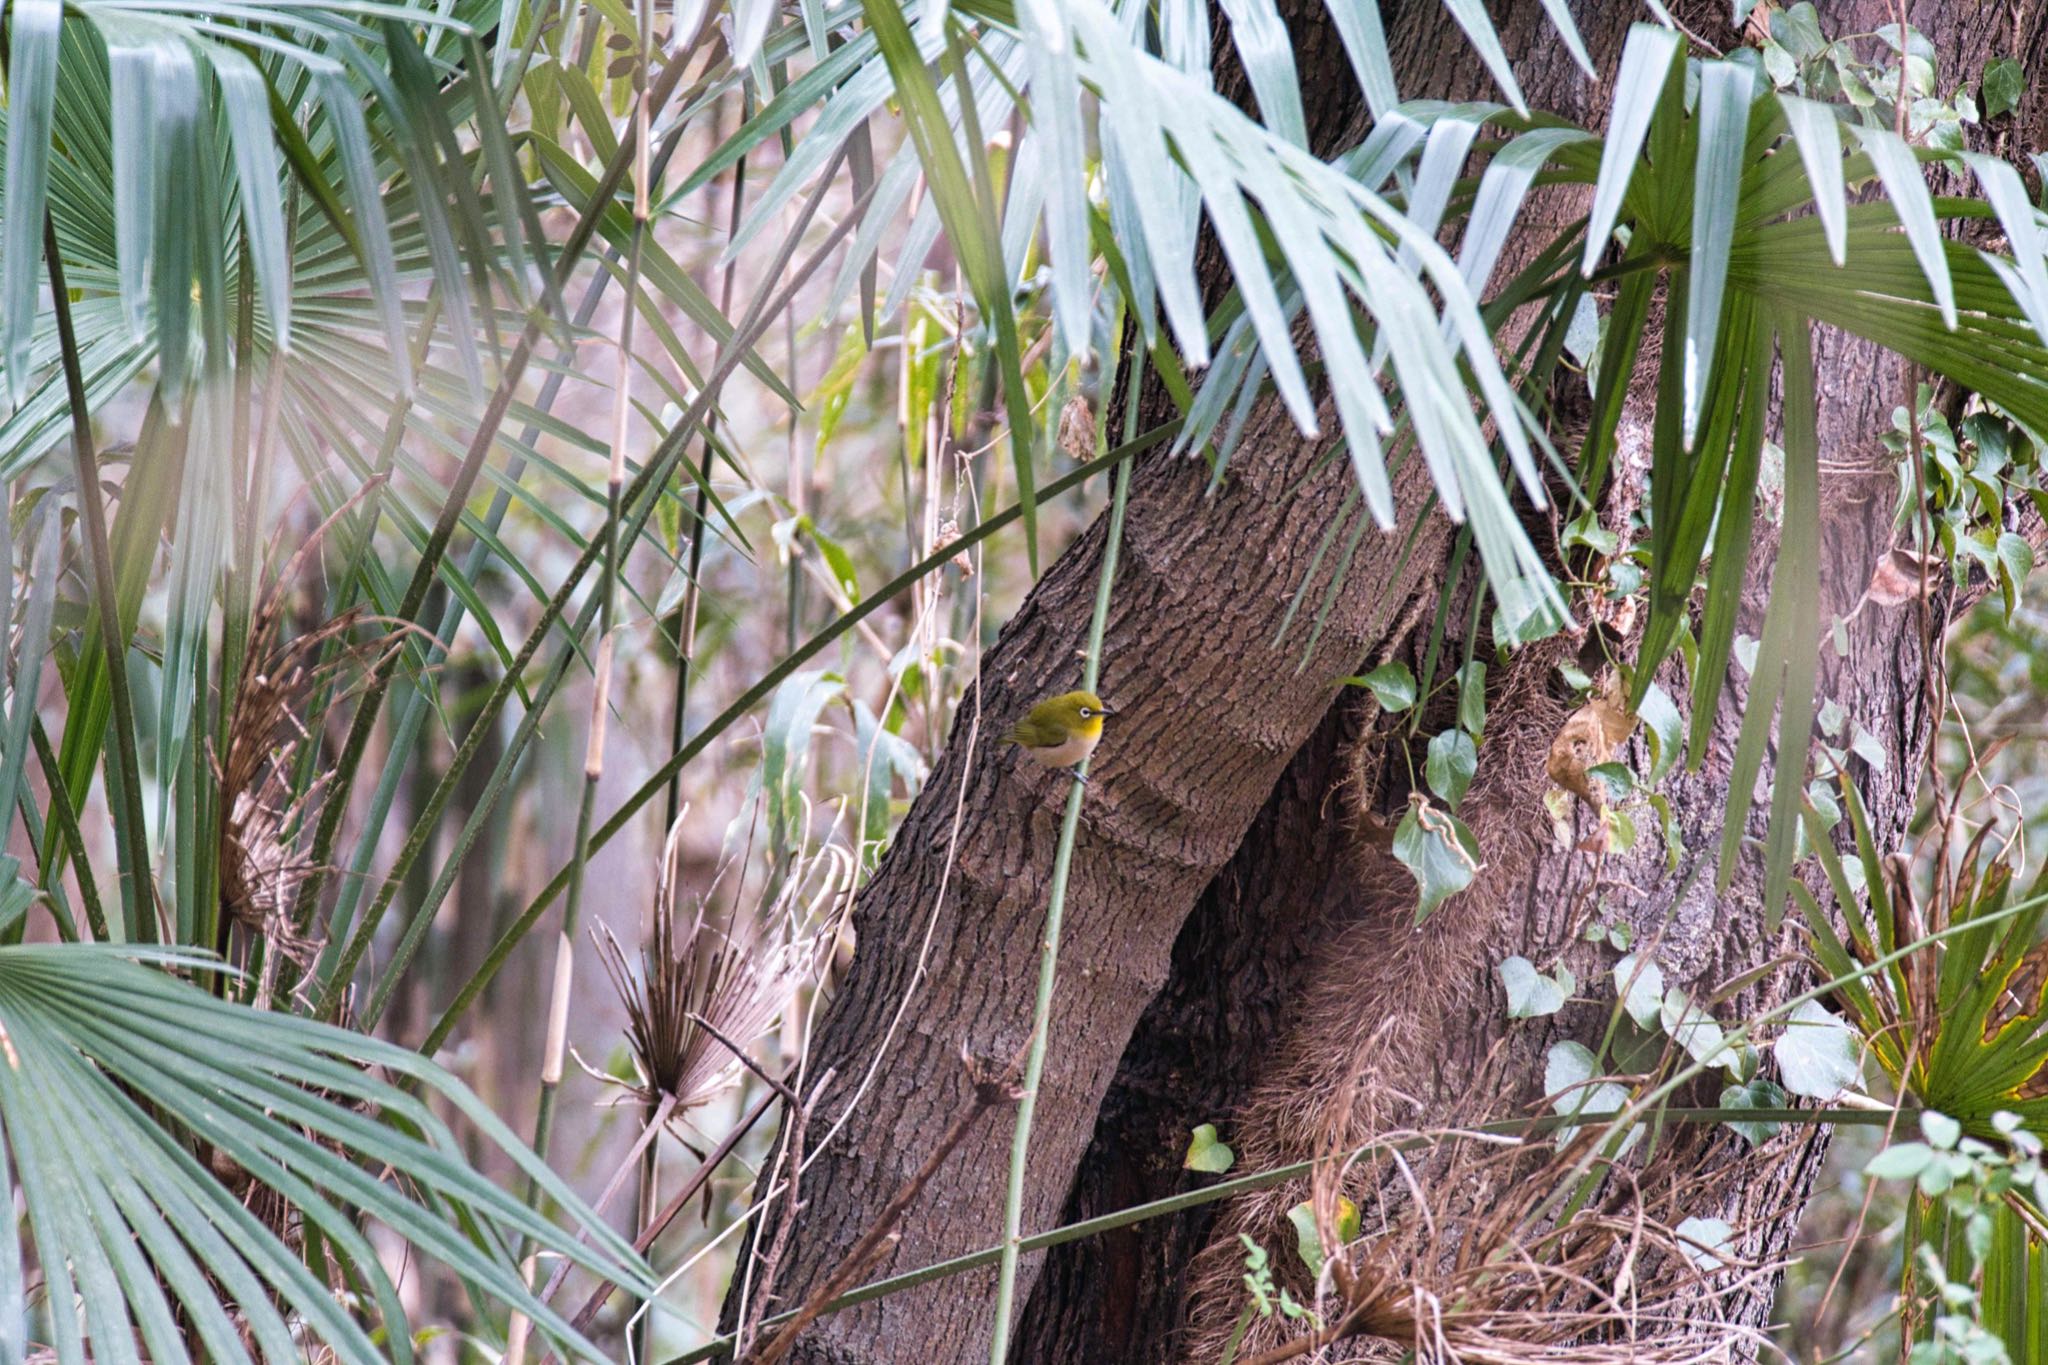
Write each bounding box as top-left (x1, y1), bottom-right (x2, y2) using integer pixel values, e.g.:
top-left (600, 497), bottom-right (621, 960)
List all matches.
top-left (0, 940), bottom-right (654, 1363)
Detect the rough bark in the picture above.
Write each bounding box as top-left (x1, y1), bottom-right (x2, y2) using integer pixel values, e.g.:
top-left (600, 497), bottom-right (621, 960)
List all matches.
top-left (728, 3), bottom-right (2048, 1362)
top-left (1019, 3), bottom-right (2048, 1361)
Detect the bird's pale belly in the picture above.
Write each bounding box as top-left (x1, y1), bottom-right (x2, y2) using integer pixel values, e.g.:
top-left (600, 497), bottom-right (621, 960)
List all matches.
top-left (1021, 732), bottom-right (1098, 769)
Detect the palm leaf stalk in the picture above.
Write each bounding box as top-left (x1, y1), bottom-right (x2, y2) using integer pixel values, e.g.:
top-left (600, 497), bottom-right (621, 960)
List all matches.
top-left (40, 216), bottom-right (152, 940)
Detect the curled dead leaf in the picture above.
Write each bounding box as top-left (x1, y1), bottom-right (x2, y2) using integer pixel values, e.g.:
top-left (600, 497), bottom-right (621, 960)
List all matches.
top-left (1547, 675), bottom-right (1637, 810)
top-left (933, 518), bottom-right (973, 578)
top-left (1057, 394), bottom-right (1095, 461)
top-left (1865, 547), bottom-right (1936, 609)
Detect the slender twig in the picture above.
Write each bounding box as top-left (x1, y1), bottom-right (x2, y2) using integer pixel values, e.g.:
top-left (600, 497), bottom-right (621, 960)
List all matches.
top-left (43, 216), bottom-right (153, 938)
top-left (421, 422), bottom-right (1179, 1057)
top-left (688, 1012), bottom-right (802, 1109)
top-left (540, 1084), bottom-right (784, 1362)
top-left (739, 1068), bottom-right (833, 1356)
top-left (987, 416), bottom-right (1133, 1362)
top-left (526, 1091), bottom-right (675, 1321)
top-left (745, 1052), bottom-right (1026, 1365)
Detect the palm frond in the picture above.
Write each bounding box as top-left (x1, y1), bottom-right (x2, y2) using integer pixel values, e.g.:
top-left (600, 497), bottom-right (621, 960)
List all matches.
top-left (0, 943), bottom-right (655, 1362)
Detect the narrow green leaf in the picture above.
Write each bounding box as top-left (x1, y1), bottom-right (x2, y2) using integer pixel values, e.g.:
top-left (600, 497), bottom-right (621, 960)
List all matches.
top-left (1323, 0), bottom-right (1397, 118)
top-left (1851, 125), bottom-right (1956, 328)
top-left (1777, 95), bottom-right (1846, 266)
top-left (0, 508), bottom-right (59, 855)
top-left (1216, 0), bottom-right (1307, 144)
top-left (0, 0), bottom-right (61, 407)
top-left (1016, 0), bottom-right (1091, 351)
top-left (88, 15), bottom-right (163, 339)
top-left (1582, 24), bottom-right (1682, 275)
top-left (1438, 0), bottom-right (1527, 114)
top-left (866, 0), bottom-right (1039, 569)
top-left (206, 42), bottom-right (292, 349)
top-left (1684, 60), bottom-right (1755, 450)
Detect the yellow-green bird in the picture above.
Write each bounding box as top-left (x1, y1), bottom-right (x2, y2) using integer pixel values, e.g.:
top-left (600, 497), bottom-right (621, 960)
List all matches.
top-left (1003, 690), bottom-right (1117, 773)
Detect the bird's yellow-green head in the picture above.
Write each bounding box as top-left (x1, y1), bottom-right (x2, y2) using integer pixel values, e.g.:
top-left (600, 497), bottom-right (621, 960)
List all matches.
top-left (1003, 690), bottom-right (1116, 769)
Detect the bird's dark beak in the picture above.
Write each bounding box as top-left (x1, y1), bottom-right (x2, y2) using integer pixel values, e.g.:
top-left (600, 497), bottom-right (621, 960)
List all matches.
top-left (1098, 702), bottom-right (1119, 717)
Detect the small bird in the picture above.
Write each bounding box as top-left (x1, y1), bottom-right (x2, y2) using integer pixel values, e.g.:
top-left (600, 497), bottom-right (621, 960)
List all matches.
top-left (1003, 690), bottom-right (1117, 775)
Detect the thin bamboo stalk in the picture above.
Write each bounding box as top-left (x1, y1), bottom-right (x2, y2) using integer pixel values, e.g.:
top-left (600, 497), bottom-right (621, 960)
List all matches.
top-left (986, 418), bottom-right (1132, 1362)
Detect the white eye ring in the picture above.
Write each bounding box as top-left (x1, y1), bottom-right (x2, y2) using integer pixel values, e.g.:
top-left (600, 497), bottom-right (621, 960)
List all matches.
top-left (1078, 706), bottom-right (1093, 718)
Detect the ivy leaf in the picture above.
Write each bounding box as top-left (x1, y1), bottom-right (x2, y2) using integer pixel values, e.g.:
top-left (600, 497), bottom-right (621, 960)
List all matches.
top-left (1498, 955), bottom-right (1573, 1018)
top-left (1997, 531), bottom-right (2034, 618)
top-left (1636, 681), bottom-right (1683, 784)
top-left (1585, 761), bottom-right (1635, 803)
top-left (1660, 988), bottom-right (1735, 1071)
top-left (1457, 660), bottom-right (1488, 736)
top-left (1563, 508), bottom-right (1618, 555)
top-left (1776, 1000), bottom-right (1864, 1099)
top-left (1674, 1216), bottom-right (1736, 1271)
top-left (1773, 3), bottom-right (1826, 60)
top-left (1288, 1197), bottom-right (1359, 1277)
top-left (1614, 954), bottom-right (1665, 1028)
top-left (1982, 56), bottom-right (2024, 119)
top-left (1920, 1110), bottom-right (1961, 1151)
top-left (1394, 800), bottom-right (1483, 926)
top-left (1719, 1077), bottom-right (1787, 1146)
top-left (1183, 1123), bottom-right (1236, 1174)
top-left (1349, 662), bottom-right (1416, 712)
top-left (1426, 729), bottom-right (1477, 809)
top-left (1544, 1041), bottom-right (1640, 1153)
top-left (1845, 724), bottom-right (1887, 773)
top-left (1865, 1141), bottom-right (1936, 1180)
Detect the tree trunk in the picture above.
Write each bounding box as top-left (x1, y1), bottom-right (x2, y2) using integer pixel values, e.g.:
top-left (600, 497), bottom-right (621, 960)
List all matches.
top-left (727, 4), bottom-right (2048, 1362)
